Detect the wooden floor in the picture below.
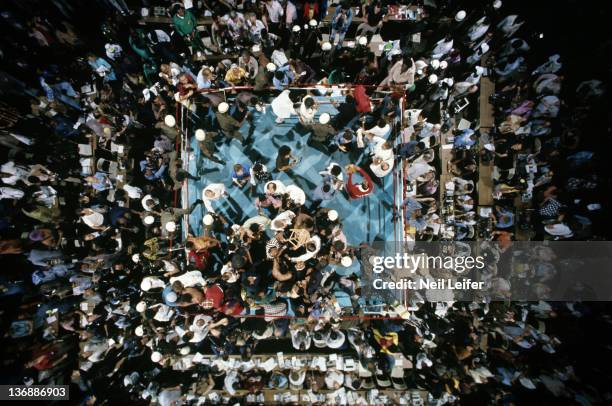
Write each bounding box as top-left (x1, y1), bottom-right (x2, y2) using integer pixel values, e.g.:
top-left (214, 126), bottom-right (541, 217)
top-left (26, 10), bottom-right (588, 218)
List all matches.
top-left (479, 77), bottom-right (496, 129)
top-left (477, 77), bottom-right (495, 206)
top-left (439, 140), bottom-right (454, 197)
top-left (477, 159), bottom-right (494, 206)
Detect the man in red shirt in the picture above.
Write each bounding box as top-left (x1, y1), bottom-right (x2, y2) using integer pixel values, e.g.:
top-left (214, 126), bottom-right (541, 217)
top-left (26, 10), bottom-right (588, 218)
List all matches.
top-left (201, 283), bottom-right (225, 311)
top-left (186, 242), bottom-right (211, 271)
top-left (345, 164), bottom-right (374, 199)
top-left (354, 85), bottom-right (372, 113)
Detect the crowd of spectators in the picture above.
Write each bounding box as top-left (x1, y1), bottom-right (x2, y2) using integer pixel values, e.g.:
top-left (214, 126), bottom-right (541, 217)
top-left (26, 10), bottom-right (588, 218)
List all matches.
top-left (0, 0), bottom-right (611, 405)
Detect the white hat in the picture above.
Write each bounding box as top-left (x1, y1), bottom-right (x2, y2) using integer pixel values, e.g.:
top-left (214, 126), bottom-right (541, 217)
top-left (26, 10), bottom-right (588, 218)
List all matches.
top-left (266, 62), bottom-right (277, 72)
top-left (141, 8), bottom-right (149, 17)
top-left (165, 221), bottom-right (176, 233)
top-left (143, 215), bottom-right (155, 225)
top-left (358, 36), bottom-right (368, 46)
top-left (327, 209), bottom-right (338, 221)
top-left (218, 102), bottom-right (229, 113)
top-left (341, 256), bottom-right (353, 267)
top-left (440, 60), bottom-right (448, 69)
top-left (131, 253), bottom-right (140, 263)
top-left (166, 291), bottom-right (178, 303)
top-left (455, 10), bottom-right (466, 21)
top-left (136, 302), bottom-right (147, 313)
top-left (292, 25), bottom-right (301, 32)
top-left (326, 330), bottom-right (346, 349)
top-left (428, 74), bottom-right (438, 84)
top-left (289, 369), bottom-right (306, 390)
top-left (195, 129), bottom-right (206, 141)
top-left (313, 331), bottom-right (330, 348)
top-left (430, 59), bottom-right (440, 69)
top-left (135, 325), bottom-right (144, 337)
top-left (484, 143), bottom-right (495, 152)
top-left (251, 44), bottom-right (261, 53)
top-left (164, 114), bottom-right (176, 127)
top-left (390, 49), bottom-right (402, 57)
top-left (151, 351), bottom-right (162, 362)
top-left (346, 41), bottom-right (356, 48)
top-left (321, 41), bottom-right (332, 51)
top-left (493, 0), bottom-right (502, 9)
top-left (319, 113), bottom-right (331, 124)
top-left (285, 185), bottom-right (306, 206)
top-left (203, 214), bottom-right (214, 226)
top-left (142, 195), bottom-right (157, 210)
top-left (309, 19), bottom-right (318, 27)
top-left (140, 279), bottom-right (153, 292)
top-left (180, 346), bottom-right (190, 355)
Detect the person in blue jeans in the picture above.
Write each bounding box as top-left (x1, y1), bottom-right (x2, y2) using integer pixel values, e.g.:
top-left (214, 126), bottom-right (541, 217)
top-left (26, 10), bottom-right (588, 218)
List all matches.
top-left (39, 74), bottom-right (82, 111)
top-left (330, 2), bottom-right (353, 47)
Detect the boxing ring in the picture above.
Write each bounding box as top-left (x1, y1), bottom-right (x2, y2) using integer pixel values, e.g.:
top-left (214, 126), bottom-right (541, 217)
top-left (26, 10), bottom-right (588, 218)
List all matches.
top-left (173, 84), bottom-right (413, 309)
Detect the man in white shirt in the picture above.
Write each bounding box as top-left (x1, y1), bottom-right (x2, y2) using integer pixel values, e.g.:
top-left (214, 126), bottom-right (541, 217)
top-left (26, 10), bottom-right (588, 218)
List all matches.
top-left (122, 184), bottom-right (143, 199)
top-left (239, 50), bottom-right (259, 78)
top-left (80, 208), bottom-right (105, 229)
top-left (270, 210), bottom-right (296, 231)
top-left (497, 15), bottom-right (523, 37)
top-left (169, 270), bottom-right (205, 287)
top-left (140, 276), bottom-right (166, 292)
top-left (357, 119), bottom-right (390, 145)
top-left (271, 49), bottom-right (289, 68)
top-left (370, 159), bottom-right (393, 178)
top-left (153, 304), bottom-right (175, 322)
top-left (265, 0), bottom-right (284, 32)
top-left (202, 183), bottom-right (227, 212)
top-left (1, 161), bottom-right (29, 185)
top-left (0, 186), bottom-right (24, 200)
top-left (432, 36), bottom-right (454, 59)
top-left (467, 17), bottom-right (490, 42)
top-left (271, 89), bottom-right (295, 123)
top-left (408, 162), bottom-right (435, 182)
top-left (189, 315), bottom-right (212, 343)
top-left (283, 0), bottom-right (297, 27)
top-left (246, 13), bottom-right (266, 42)
top-left (298, 96), bottom-right (317, 124)
top-left (370, 136), bottom-right (394, 162)
top-left (368, 136), bottom-right (394, 178)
